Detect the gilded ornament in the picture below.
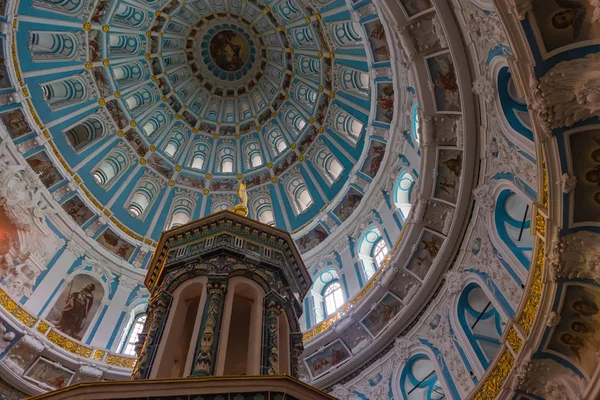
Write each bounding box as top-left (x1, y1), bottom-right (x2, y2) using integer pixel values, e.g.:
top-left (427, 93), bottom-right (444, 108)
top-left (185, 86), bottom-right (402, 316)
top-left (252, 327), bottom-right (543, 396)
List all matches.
top-left (175, 165), bottom-right (182, 171)
top-left (150, 145), bottom-right (157, 152)
top-left (117, 130), bottom-right (124, 137)
top-left (47, 329), bottom-right (93, 358)
top-left (329, 52), bottom-right (335, 59)
top-left (140, 158), bottom-right (147, 165)
top-left (315, 13), bottom-right (322, 21)
top-left (92, 350), bottom-right (105, 361)
top-left (98, 98), bottom-right (106, 106)
top-left (473, 350), bottom-right (514, 400)
top-left (0, 288), bottom-right (37, 327)
top-left (83, 22), bottom-right (92, 30)
top-left (206, 173), bottom-right (213, 179)
top-left (317, 51), bottom-right (323, 57)
top-left (305, 16), bottom-right (311, 23)
top-left (202, 188), bottom-right (210, 195)
top-left (272, 112), bottom-right (278, 117)
top-left (85, 61), bottom-right (93, 70)
top-left (308, 117), bottom-right (314, 124)
top-left (256, 126), bottom-right (262, 131)
top-left (518, 244), bottom-right (545, 334)
top-left (235, 134), bottom-right (241, 139)
top-left (318, 86), bottom-right (324, 93)
top-left (169, 180), bottom-right (175, 187)
top-left (271, 177), bottom-right (278, 183)
top-left (192, 128), bottom-right (199, 133)
top-left (130, 120), bottom-right (137, 127)
top-left (267, 162), bottom-right (273, 168)
top-left (161, 96), bottom-right (167, 102)
top-left (145, 53), bottom-right (151, 60)
top-left (114, 91), bottom-right (121, 98)
top-left (318, 126), bottom-right (325, 134)
top-left (507, 328), bottom-right (523, 354)
top-left (233, 182), bottom-right (249, 216)
top-left (102, 25), bottom-right (109, 32)
top-left (103, 209), bottom-right (111, 217)
top-left (146, 31), bottom-right (152, 37)
top-left (175, 114), bottom-right (181, 120)
top-left (536, 213), bottom-right (546, 236)
top-left (290, 142), bottom-right (296, 149)
top-left (213, 134), bottom-right (220, 139)
top-left (236, 173), bottom-right (243, 180)
top-left (155, 10), bottom-right (161, 16)
top-left (329, 92), bottom-right (336, 99)
top-left (298, 155), bottom-right (304, 162)
top-left (103, 59), bottom-right (110, 67)
top-left (106, 354), bottom-right (136, 369)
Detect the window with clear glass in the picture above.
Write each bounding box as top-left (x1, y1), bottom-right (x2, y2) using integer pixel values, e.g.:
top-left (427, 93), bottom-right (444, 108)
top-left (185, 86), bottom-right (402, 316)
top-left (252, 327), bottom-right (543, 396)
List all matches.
top-left (373, 239), bottom-right (388, 268)
top-left (121, 314), bottom-right (146, 356)
top-left (323, 281), bottom-right (344, 316)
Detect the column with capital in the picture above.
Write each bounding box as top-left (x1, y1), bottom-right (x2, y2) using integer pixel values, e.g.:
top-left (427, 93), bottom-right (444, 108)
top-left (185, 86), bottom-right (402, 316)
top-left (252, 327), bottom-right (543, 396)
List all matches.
top-left (191, 276), bottom-right (228, 376)
top-left (261, 293), bottom-right (284, 375)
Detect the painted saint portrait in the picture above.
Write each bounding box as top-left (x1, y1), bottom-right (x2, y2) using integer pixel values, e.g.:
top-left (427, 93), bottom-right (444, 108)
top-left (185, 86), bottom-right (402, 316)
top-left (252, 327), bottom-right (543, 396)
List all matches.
top-left (360, 141), bottom-right (386, 178)
top-left (406, 230), bottom-right (444, 280)
top-left (427, 52), bottom-right (461, 113)
top-left (361, 292), bottom-right (404, 337)
top-left (25, 151), bottom-right (64, 189)
top-left (399, 0), bottom-right (433, 17)
top-left (0, 109), bottom-right (32, 139)
top-left (333, 188), bottom-right (364, 223)
top-left (25, 358), bottom-right (73, 390)
top-left (61, 196), bottom-right (94, 227)
top-left (364, 20), bottom-right (390, 63)
top-left (305, 339), bottom-right (351, 378)
top-left (568, 128), bottom-right (600, 225)
top-left (96, 228), bottom-right (136, 261)
top-left (176, 173), bottom-right (206, 190)
top-left (209, 30), bottom-right (250, 72)
top-left (296, 225), bottom-right (329, 254)
top-left (434, 149), bottom-right (463, 204)
top-left (547, 284), bottom-right (600, 378)
top-left (375, 82), bottom-right (394, 123)
top-left (531, 0), bottom-right (600, 54)
top-left (46, 275), bottom-right (104, 341)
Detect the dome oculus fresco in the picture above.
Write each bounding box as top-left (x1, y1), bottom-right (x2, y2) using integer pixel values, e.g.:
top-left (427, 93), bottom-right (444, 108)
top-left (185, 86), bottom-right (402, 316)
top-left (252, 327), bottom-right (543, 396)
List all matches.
top-left (10, 0), bottom-right (394, 258)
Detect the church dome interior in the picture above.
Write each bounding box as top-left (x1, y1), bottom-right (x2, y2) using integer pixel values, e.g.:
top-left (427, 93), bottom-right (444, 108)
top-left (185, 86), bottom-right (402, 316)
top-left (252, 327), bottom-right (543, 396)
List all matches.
top-left (0, 0), bottom-right (598, 397)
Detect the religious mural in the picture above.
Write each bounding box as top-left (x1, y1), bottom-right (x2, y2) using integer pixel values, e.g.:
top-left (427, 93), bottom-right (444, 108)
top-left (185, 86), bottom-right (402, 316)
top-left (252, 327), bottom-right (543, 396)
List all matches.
top-left (360, 140), bottom-right (386, 178)
top-left (305, 339), bottom-right (352, 378)
top-left (398, 0), bottom-right (433, 17)
top-left (295, 224), bottom-right (329, 254)
top-left (375, 82), bottom-right (394, 123)
top-left (96, 228), bottom-right (136, 261)
top-left (364, 20), bottom-right (390, 63)
top-left (530, 0), bottom-right (600, 56)
top-left (339, 322), bottom-right (371, 353)
top-left (124, 130), bottom-right (148, 157)
top-left (0, 204), bottom-right (19, 256)
top-left (361, 292), bottom-right (404, 337)
top-left (46, 275), bottom-right (104, 341)
top-left (61, 196), bottom-right (94, 227)
top-left (546, 284), bottom-right (600, 378)
top-left (209, 30), bottom-right (249, 71)
top-left (332, 188), bottom-right (363, 223)
top-left (433, 148), bottom-right (462, 204)
top-left (176, 173), bottom-right (206, 190)
top-left (426, 52), bottom-right (461, 113)
top-left (567, 127), bottom-right (600, 225)
top-left (25, 151), bottom-right (64, 189)
top-left (406, 230), bottom-right (444, 280)
top-left (24, 357), bottom-right (73, 390)
top-left (209, 178), bottom-right (237, 192)
top-left (0, 108), bottom-right (32, 139)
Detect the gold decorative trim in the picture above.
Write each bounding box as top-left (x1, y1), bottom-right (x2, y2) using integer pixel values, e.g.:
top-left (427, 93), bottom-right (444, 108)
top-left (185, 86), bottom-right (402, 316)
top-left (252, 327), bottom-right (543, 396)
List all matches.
top-left (506, 327), bottom-right (522, 354)
top-left (0, 289), bottom-right (36, 327)
top-left (110, 216), bottom-right (144, 242)
top-left (48, 141), bottom-right (74, 176)
top-left (47, 329), bottom-right (93, 358)
top-left (518, 243), bottom-right (544, 335)
top-left (92, 350), bottom-right (105, 361)
top-left (36, 321), bottom-right (49, 334)
top-left (106, 354), bottom-right (137, 369)
top-left (535, 213), bottom-right (546, 236)
top-left (472, 349), bottom-right (514, 400)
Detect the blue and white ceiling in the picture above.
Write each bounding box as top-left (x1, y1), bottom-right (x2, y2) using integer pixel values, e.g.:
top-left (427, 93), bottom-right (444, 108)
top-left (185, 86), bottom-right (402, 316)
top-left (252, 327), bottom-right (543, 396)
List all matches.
top-left (11, 0), bottom-right (401, 264)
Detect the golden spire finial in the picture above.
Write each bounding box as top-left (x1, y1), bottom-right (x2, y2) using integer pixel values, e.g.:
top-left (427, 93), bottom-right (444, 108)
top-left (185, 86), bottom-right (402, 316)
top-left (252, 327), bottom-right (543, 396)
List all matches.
top-left (233, 181), bottom-right (249, 217)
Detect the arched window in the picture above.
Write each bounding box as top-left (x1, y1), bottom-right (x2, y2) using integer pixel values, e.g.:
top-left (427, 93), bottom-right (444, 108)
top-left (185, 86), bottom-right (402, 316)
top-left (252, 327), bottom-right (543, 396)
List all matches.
top-left (331, 21), bottom-right (362, 48)
top-left (358, 227), bottom-right (387, 280)
top-left (283, 107), bottom-right (307, 135)
top-left (142, 110), bottom-right (168, 137)
top-left (339, 66), bottom-right (369, 98)
top-left (333, 107), bottom-right (363, 142)
top-left (41, 75), bottom-right (88, 111)
top-left (238, 96), bottom-right (253, 120)
top-left (266, 126), bottom-right (287, 156)
top-left (400, 354), bottom-right (446, 400)
top-left (111, 61), bottom-right (147, 89)
top-left (168, 189), bottom-right (198, 229)
top-left (223, 99), bottom-right (235, 123)
top-left (312, 146), bottom-right (343, 185)
top-left (412, 103), bottom-right (420, 144)
top-left (124, 85), bottom-right (158, 116)
top-left (294, 82), bottom-right (317, 112)
top-left (286, 174), bottom-right (313, 214)
top-left (494, 189), bottom-right (533, 268)
top-left (63, 116), bottom-right (105, 152)
top-left (458, 283), bottom-right (504, 370)
top-left (93, 144), bottom-right (132, 189)
top-left (163, 129), bottom-right (187, 159)
top-left (29, 31), bottom-right (81, 62)
top-left (218, 144), bottom-right (235, 173)
top-left (251, 194), bottom-right (275, 226)
top-left (243, 140), bottom-right (263, 169)
top-left (32, 0), bottom-right (89, 16)
top-left (211, 196), bottom-right (235, 213)
top-left (189, 140), bottom-right (210, 171)
top-left (108, 33), bottom-right (143, 57)
top-left (113, 3), bottom-right (148, 29)
top-left (323, 281), bottom-right (344, 317)
top-left (119, 313), bottom-right (146, 356)
top-left (309, 269), bottom-right (343, 325)
top-left (190, 90), bottom-right (209, 115)
top-left (127, 174), bottom-right (160, 219)
top-left (205, 98), bottom-right (222, 121)
top-left (395, 172), bottom-right (415, 219)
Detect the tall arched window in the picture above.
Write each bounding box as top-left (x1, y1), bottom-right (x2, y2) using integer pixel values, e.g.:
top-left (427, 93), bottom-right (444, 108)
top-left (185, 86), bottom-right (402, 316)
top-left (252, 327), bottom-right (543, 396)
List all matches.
top-left (494, 189), bottom-right (533, 268)
top-left (395, 172), bottom-right (415, 219)
top-left (93, 143), bottom-right (133, 189)
top-left (339, 66), bottom-right (370, 98)
top-left (243, 140), bottom-right (263, 169)
top-left (412, 103), bottom-right (420, 144)
top-left (29, 31), bottom-right (82, 62)
top-left (358, 227), bottom-right (387, 280)
top-left (399, 354), bottom-right (446, 400)
top-left (285, 173), bottom-right (313, 214)
top-left (332, 107), bottom-right (363, 142)
top-left (189, 140), bottom-right (210, 171)
top-left (41, 75), bottom-right (88, 111)
top-left (113, 3), bottom-right (148, 29)
top-left (217, 144), bottom-right (235, 173)
top-left (111, 61), bottom-right (148, 89)
top-left (127, 173), bottom-right (161, 220)
top-left (120, 313), bottom-right (146, 356)
top-left (63, 115), bottom-right (106, 152)
top-left (323, 281), bottom-right (344, 316)
top-left (32, 0), bottom-right (89, 16)
top-left (311, 146), bottom-right (343, 185)
top-left (283, 107), bottom-right (306, 135)
top-left (124, 85), bottom-right (158, 116)
top-left (168, 189), bottom-right (198, 229)
top-left (266, 126), bottom-right (287, 156)
top-left (457, 283), bottom-right (504, 370)
top-left (108, 33), bottom-right (143, 57)
top-left (163, 129), bottom-right (187, 159)
top-left (331, 21), bottom-right (362, 48)
top-left (142, 110), bottom-right (168, 137)
top-left (250, 194), bottom-right (275, 226)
